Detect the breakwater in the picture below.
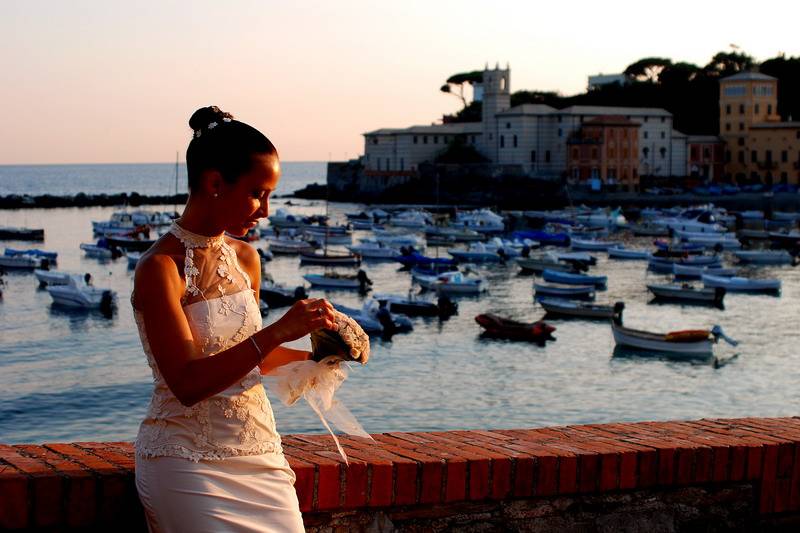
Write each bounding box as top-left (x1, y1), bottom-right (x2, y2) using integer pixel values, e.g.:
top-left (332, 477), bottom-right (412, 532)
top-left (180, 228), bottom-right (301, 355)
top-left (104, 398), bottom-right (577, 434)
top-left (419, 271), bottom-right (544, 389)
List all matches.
top-left (0, 193), bottom-right (188, 210)
top-left (2, 417), bottom-right (799, 531)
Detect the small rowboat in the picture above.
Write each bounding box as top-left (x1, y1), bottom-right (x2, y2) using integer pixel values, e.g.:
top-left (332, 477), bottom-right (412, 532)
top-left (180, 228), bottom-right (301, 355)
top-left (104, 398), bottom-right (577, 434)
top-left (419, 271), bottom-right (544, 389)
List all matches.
top-left (475, 314), bottom-right (556, 344)
top-left (611, 320), bottom-right (737, 356)
top-left (672, 264), bottom-right (738, 279)
top-left (542, 269), bottom-right (607, 288)
top-left (534, 282), bottom-right (595, 300)
top-left (373, 293), bottom-right (456, 317)
top-left (607, 246), bottom-right (650, 260)
top-left (732, 250), bottom-right (794, 265)
top-left (570, 238), bottom-right (620, 251)
top-left (302, 270), bottom-right (372, 290)
top-left (300, 250), bottom-right (361, 266)
top-left (516, 257), bottom-right (577, 274)
top-left (267, 238), bottom-right (315, 255)
top-left (4, 248), bottom-right (58, 261)
top-left (647, 283), bottom-right (726, 306)
top-left (538, 298), bottom-right (624, 320)
top-left (701, 274), bottom-right (781, 294)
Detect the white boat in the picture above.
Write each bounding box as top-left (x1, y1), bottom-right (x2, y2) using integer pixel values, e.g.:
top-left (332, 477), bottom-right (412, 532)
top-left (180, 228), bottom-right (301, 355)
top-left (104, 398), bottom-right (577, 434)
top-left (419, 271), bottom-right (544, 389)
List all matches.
top-left (267, 237), bottom-right (315, 255)
top-left (452, 209), bottom-right (505, 233)
top-left (0, 253), bottom-right (46, 269)
top-left (672, 264), bottom-right (738, 279)
top-left (611, 321), bottom-right (736, 356)
top-left (334, 300), bottom-right (413, 335)
top-left (267, 208), bottom-right (303, 229)
top-left (607, 246), bottom-right (650, 260)
top-left (647, 283), bottom-right (726, 305)
top-left (80, 243), bottom-right (114, 259)
top-left (424, 226), bottom-right (483, 242)
top-left (46, 275), bottom-right (117, 310)
top-left (346, 241), bottom-right (401, 259)
top-left (538, 298), bottom-right (623, 319)
top-left (91, 211), bottom-right (139, 235)
top-left (373, 231), bottom-right (426, 248)
top-left (34, 269), bottom-right (71, 286)
top-left (448, 242), bottom-right (502, 263)
top-left (702, 274), bottom-right (781, 294)
top-left (389, 210), bottom-right (434, 229)
top-left (733, 250), bottom-right (794, 265)
top-left (534, 282), bottom-right (595, 300)
top-left (570, 238), bottom-right (620, 251)
top-left (434, 271), bottom-right (486, 295)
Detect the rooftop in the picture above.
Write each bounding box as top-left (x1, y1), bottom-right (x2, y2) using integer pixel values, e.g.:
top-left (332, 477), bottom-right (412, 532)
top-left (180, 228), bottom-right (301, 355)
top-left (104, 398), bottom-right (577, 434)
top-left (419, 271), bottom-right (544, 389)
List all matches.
top-left (364, 122), bottom-right (483, 136)
top-left (721, 71), bottom-right (777, 82)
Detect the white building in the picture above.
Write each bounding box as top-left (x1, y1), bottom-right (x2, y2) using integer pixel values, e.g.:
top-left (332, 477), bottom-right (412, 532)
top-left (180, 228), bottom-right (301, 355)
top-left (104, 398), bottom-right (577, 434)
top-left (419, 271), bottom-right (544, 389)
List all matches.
top-left (362, 65), bottom-right (687, 180)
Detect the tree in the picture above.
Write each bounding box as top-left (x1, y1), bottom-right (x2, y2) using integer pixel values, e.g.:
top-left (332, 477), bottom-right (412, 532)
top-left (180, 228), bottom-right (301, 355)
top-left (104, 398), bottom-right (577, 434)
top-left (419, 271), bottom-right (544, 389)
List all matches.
top-left (760, 54), bottom-right (800, 120)
top-left (658, 62), bottom-right (700, 87)
top-left (440, 71), bottom-right (483, 108)
top-left (623, 57), bottom-right (673, 83)
top-left (703, 51), bottom-right (755, 77)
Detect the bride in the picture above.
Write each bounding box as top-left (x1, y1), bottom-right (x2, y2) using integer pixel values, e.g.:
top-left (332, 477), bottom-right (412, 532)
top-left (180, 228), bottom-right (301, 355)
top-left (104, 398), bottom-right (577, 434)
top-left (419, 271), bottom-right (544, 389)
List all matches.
top-left (132, 106), bottom-right (335, 532)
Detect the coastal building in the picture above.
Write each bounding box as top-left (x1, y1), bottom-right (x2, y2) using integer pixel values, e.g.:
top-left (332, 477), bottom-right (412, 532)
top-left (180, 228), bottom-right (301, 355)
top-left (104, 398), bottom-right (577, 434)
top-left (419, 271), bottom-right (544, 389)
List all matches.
top-left (361, 65), bottom-right (686, 189)
top-left (719, 71), bottom-right (800, 184)
top-left (587, 73), bottom-right (627, 91)
top-left (687, 135), bottom-right (725, 181)
top-left (566, 116), bottom-right (640, 191)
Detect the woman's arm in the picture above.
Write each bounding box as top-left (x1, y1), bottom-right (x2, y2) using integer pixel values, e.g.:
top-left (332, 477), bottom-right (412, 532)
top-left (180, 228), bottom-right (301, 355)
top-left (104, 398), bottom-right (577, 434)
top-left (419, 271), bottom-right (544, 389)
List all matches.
top-left (259, 346), bottom-right (310, 374)
top-left (135, 252), bottom-right (332, 407)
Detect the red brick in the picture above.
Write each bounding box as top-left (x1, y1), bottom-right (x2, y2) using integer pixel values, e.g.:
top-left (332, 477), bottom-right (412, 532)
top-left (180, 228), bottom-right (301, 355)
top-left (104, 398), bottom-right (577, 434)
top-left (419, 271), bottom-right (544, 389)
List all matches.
top-left (491, 456), bottom-right (512, 500)
top-left (342, 458), bottom-right (368, 509)
top-left (712, 445), bottom-right (730, 483)
top-left (775, 478), bottom-right (792, 514)
top-left (285, 456), bottom-right (314, 513)
top-left (512, 457), bottom-right (534, 498)
top-left (658, 447), bottom-right (676, 485)
top-left (760, 444), bottom-right (779, 513)
top-left (0, 464), bottom-right (28, 529)
top-left (619, 450), bottom-right (637, 490)
top-left (747, 446), bottom-right (764, 480)
top-left (536, 454), bottom-right (559, 496)
top-left (283, 448), bottom-right (342, 511)
top-left (558, 453), bottom-right (578, 494)
top-left (778, 443), bottom-right (795, 480)
top-left (789, 447), bottom-right (800, 511)
top-left (468, 457), bottom-right (490, 501)
top-left (638, 449), bottom-right (658, 488)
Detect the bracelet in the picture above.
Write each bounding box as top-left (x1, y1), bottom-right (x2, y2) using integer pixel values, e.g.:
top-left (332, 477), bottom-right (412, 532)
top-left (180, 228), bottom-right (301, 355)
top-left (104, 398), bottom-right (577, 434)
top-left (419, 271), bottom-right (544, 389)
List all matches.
top-left (249, 336), bottom-right (265, 365)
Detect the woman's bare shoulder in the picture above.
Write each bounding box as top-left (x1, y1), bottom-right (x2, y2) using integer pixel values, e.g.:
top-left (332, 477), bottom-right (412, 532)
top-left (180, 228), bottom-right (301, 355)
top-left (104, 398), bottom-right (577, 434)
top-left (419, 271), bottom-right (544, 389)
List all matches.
top-left (226, 237), bottom-right (259, 264)
top-left (134, 235), bottom-right (185, 296)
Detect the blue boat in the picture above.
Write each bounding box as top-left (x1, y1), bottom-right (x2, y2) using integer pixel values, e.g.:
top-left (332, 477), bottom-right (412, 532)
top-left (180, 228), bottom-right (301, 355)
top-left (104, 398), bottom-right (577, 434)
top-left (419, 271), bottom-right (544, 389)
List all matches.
top-left (395, 252), bottom-right (457, 268)
top-left (511, 230), bottom-right (570, 247)
top-left (542, 269), bottom-right (607, 288)
top-left (4, 248), bottom-right (58, 260)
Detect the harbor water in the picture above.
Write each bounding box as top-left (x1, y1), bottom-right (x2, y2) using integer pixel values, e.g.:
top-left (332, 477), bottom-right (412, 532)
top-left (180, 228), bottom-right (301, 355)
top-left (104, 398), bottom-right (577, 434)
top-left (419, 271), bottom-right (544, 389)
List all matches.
top-left (2, 163), bottom-right (800, 444)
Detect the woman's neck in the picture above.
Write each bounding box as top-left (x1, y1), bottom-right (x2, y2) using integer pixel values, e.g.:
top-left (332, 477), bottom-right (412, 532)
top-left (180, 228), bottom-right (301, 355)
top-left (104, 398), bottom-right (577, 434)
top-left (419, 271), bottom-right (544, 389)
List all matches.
top-left (176, 199), bottom-right (225, 238)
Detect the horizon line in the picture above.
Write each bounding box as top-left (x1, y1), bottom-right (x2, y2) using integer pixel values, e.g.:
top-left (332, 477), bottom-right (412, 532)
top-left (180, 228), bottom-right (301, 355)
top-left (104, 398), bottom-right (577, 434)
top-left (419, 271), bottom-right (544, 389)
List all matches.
top-left (0, 160), bottom-right (330, 167)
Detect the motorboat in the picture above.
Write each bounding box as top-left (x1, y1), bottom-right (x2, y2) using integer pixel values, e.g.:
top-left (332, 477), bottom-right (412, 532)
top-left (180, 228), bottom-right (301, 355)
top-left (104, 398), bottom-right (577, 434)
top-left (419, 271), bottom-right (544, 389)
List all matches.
top-left (0, 226), bottom-right (45, 241)
top-left (334, 301), bottom-right (413, 335)
top-left (607, 246), bottom-right (650, 260)
top-left (629, 223), bottom-right (669, 237)
top-left (373, 232), bottom-right (426, 248)
top-left (434, 270), bottom-right (486, 295)
top-left (701, 274), bottom-right (781, 294)
top-left (767, 232), bottom-right (800, 250)
top-left (516, 256), bottom-right (578, 274)
top-left (0, 252), bottom-right (48, 270)
top-left (672, 264), bottom-right (738, 279)
top-left (299, 250), bottom-right (361, 266)
top-left (34, 269), bottom-right (71, 286)
top-left (91, 211), bottom-right (139, 235)
top-left (732, 250), bottom-right (795, 265)
top-left (267, 237), bottom-right (315, 255)
top-left (511, 230), bottom-right (570, 247)
top-left (538, 298), bottom-right (624, 320)
top-left (541, 269), bottom-right (607, 289)
top-left (570, 238), bottom-right (620, 252)
top-left (4, 248), bottom-right (58, 261)
top-left (303, 230), bottom-right (352, 246)
top-left (648, 255), bottom-right (721, 274)
top-left (647, 283), bottom-right (726, 306)
top-left (611, 320), bottom-right (737, 356)
top-left (452, 209), bottom-right (505, 233)
top-left (46, 274), bottom-right (116, 311)
top-left (80, 242), bottom-right (116, 259)
top-left (424, 225), bottom-right (483, 242)
top-left (346, 240), bottom-right (401, 259)
top-left (474, 314), bottom-right (555, 344)
top-left (396, 252), bottom-right (457, 268)
top-left (373, 292), bottom-right (457, 318)
top-left (267, 208), bottom-right (303, 229)
top-left (260, 276), bottom-right (308, 308)
top-left (104, 234), bottom-right (155, 252)
top-left (533, 282), bottom-right (595, 300)
top-left (555, 251), bottom-right (597, 266)
top-left (448, 242), bottom-right (503, 263)
top-left (302, 270), bottom-right (372, 291)
top-left (389, 210), bottom-right (434, 229)
top-left (653, 241), bottom-right (705, 255)
top-left (411, 265), bottom-right (459, 290)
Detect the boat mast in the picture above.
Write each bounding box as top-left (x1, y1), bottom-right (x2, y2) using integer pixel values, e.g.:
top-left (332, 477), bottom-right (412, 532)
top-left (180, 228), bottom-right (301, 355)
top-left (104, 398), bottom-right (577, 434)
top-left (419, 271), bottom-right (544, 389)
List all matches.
top-left (173, 151), bottom-right (179, 215)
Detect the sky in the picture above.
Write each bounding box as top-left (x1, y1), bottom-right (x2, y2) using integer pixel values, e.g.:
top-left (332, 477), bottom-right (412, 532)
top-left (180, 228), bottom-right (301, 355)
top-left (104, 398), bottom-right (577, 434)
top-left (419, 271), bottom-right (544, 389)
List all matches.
top-left (1, 0), bottom-right (798, 165)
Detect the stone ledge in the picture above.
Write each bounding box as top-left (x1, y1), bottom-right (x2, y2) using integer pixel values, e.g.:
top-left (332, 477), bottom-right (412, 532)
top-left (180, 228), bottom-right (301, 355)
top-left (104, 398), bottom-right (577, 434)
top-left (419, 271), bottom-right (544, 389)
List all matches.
top-left (1, 417), bottom-right (799, 530)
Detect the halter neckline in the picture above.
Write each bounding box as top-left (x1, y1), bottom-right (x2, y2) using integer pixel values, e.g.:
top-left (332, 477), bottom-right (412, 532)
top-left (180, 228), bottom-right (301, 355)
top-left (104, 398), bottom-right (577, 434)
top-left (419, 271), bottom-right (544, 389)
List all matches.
top-left (169, 221), bottom-right (226, 248)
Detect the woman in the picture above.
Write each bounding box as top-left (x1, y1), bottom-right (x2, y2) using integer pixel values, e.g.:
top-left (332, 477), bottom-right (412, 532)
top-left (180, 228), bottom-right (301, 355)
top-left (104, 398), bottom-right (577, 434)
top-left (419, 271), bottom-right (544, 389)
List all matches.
top-left (133, 106), bottom-right (334, 532)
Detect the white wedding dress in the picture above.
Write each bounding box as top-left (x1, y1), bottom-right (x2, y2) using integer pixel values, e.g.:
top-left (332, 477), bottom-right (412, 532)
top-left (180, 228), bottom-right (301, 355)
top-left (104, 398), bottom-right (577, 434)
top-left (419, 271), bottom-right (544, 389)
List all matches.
top-left (132, 222), bottom-right (304, 533)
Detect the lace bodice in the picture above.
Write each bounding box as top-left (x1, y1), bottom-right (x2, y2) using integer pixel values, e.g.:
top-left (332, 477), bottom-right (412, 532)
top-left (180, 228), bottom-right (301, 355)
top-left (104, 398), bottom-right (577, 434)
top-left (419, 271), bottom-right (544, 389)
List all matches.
top-left (134, 222), bottom-right (282, 461)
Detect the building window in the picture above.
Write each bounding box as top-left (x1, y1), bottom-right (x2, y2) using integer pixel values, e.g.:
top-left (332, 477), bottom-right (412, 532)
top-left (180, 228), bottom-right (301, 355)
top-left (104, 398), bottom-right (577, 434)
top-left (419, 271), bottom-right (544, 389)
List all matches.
top-left (768, 104), bottom-right (773, 115)
top-left (371, 137), bottom-right (378, 144)
top-left (739, 123), bottom-right (744, 131)
top-left (738, 151), bottom-right (745, 163)
top-left (737, 137), bottom-right (745, 146)
top-left (661, 117), bottom-right (665, 123)
top-left (766, 150), bottom-right (773, 162)
top-left (755, 104), bottom-right (760, 114)
top-left (434, 136), bottom-right (438, 144)
top-left (489, 134), bottom-right (493, 140)
top-left (376, 158), bottom-right (380, 169)
top-left (609, 148), bottom-right (615, 157)
top-left (623, 148), bottom-right (628, 158)
top-left (691, 147), bottom-right (699, 159)
top-left (660, 131), bottom-right (665, 139)
top-left (471, 135), bottom-right (476, 144)
top-left (644, 131), bottom-right (648, 139)
top-left (751, 150), bottom-right (757, 162)
top-left (726, 104), bottom-right (731, 115)
top-left (643, 147), bottom-right (650, 157)
top-left (513, 135), bottom-right (518, 148)
top-left (500, 135), bottom-right (505, 148)
top-left (739, 104), bottom-right (745, 114)
top-left (659, 147), bottom-right (666, 159)
top-left (558, 128), bottom-right (563, 137)
top-left (506, 122), bottom-right (511, 129)
top-left (780, 150), bottom-right (788, 163)
top-left (413, 136), bottom-right (418, 144)
top-left (796, 131), bottom-right (800, 140)
top-left (400, 158), bottom-right (404, 170)
top-left (725, 123), bottom-right (731, 131)
top-left (703, 147), bottom-right (710, 159)
top-left (530, 150), bottom-right (536, 162)
top-left (572, 147), bottom-right (579, 159)
top-left (423, 136), bottom-right (428, 144)
top-left (725, 150), bottom-right (731, 162)
top-left (644, 117), bottom-right (649, 122)
top-left (558, 116), bottom-right (562, 123)
top-left (545, 150), bottom-right (551, 162)
top-left (572, 167), bottom-right (580, 179)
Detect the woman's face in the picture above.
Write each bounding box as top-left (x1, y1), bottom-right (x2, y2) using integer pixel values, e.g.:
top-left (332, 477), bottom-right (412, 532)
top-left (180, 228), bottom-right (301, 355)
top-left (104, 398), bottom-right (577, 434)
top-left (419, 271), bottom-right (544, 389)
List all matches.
top-left (219, 153), bottom-right (280, 237)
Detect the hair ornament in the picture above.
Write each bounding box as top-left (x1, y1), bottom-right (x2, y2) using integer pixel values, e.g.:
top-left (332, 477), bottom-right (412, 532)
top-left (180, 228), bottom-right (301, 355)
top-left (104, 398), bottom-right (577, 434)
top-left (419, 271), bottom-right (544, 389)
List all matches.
top-left (208, 121), bottom-right (218, 130)
top-left (194, 130), bottom-right (202, 138)
top-left (223, 117), bottom-right (232, 123)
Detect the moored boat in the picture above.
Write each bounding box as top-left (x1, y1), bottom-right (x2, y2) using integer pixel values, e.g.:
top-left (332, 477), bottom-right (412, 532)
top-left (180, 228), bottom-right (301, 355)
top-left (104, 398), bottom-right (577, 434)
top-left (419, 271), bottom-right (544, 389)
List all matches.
top-left (0, 227), bottom-right (45, 241)
top-left (474, 314), bottom-right (556, 344)
top-left (302, 270), bottom-right (372, 290)
top-left (46, 274), bottom-right (116, 311)
top-left (701, 274), bottom-right (781, 294)
top-left (732, 250), bottom-right (795, 265)
top-left (541, 269), bottom-right (607, 288)
top-left (647, 283), bottom-right (726, 306)
top-left (300, 250), bottom-right (361, 266)
top-left (533, 282), bottom-right (595, 300)
top-left (607, 246), bottom-right (650, 260)
top-left (538, 298), bottom-right (624, 319)
top-left (611, 320), bottom-right (737, 356)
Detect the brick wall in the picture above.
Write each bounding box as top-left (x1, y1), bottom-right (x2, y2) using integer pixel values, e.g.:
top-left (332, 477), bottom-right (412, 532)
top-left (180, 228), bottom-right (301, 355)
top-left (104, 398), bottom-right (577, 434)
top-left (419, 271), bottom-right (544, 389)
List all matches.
top-left (2, 417), bottom-right (800, 531)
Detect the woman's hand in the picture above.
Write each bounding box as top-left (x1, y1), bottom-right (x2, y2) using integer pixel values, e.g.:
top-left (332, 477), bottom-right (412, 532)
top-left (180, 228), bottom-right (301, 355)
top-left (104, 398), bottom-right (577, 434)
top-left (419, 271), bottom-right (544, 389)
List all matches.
top-left (270, 298), bottom-right (336, 344)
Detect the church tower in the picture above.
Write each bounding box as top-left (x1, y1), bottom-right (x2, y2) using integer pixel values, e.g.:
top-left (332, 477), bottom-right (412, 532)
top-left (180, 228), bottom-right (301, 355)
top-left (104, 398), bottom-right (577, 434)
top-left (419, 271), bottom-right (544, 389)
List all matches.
top-left (480, 63), bottom-right (511, 162)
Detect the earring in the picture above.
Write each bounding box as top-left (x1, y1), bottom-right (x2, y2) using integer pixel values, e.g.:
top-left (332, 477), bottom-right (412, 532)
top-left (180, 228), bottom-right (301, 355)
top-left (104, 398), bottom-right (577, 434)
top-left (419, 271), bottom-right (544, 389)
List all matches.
top-left (213, 193), bottom-right (219, 198)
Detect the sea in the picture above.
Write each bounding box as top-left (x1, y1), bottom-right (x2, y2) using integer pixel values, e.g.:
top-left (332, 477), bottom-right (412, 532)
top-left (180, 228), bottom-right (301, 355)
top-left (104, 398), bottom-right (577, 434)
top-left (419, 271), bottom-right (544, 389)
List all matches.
top-left (1, 162), bottom-right (800, 445)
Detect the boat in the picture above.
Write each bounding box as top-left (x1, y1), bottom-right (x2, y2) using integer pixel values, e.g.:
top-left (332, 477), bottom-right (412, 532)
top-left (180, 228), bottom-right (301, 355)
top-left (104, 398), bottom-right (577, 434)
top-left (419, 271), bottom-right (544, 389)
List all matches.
top-left (79, 242), bottom-right (118, 259)
top-left (607, 246), bottom-right (650, 260)
top-left (334, 301), bottom-right (413, 335)
top-left (0, 252), bottom-right (48, 269)
top-left (434, 270), bottom-right (486, 295)
top-left (302, 270), bottom-right (372, 290)
top-left (767, 232), bottom-right (800, 250)
top-left (389, 210), bottom-right (434, 229)
top-left (126, 252), bottom-right (142, 268)
top-left (424, 225), bottom-right (483, 242)
top-left (259, 276), bottom-right (308, 308)
top-left (672, 264), bottom-right (739, 279)
top-left (648, 254), bottom-right (721, 274)
top-left (303, 228), bottom-right (352, 246)
top-left (629, 223), bottom-right (669, 237)
top-left (91, 211), bottom-right (140, 235)
top-left (299, 250), bottom-right (361, 266)
top-left (511, 230), bottom-right (570, 247)
top-left (373, 292), bottom-right (457, 318)
top-left (396, 251), bottom-right (457, 268)
top-left (3, 248), bottom-right (58, 261)
top-left (533, 282), bottom-right (595, 300)
top-left (738, 229), bottom-right (770, 241)
top-left (34, 269), bottom-right (71, 286)
top-left (474, 314), bottom-right (556, 344)
top-left (346, 240), bottom-right (401, 259)
top-left (541, 269), bottom-right (607, 288)
top-left (452, 209), bottom-right (505, 233)
top-left (104, 234), bottom-right (155, 252)
top-left (647, 283), bottom-right (726, 306)
top-left (701, 274), bottom-right (781, 294)
top-left (538, 298), bottom-right (624, 320)
top-left (555, 251), bottom-right (597, 266)
top-left (611, 320), bottom-right (737, 356)
top-left (570, 238), bottom-right (620, 251)
top-left (448, 242), bottom-right (503, 263)
top-left (516, 256), bottom-right (578, 274)
top-left (732, 250), bottom-right (795, 265)
top-left (267, 237), bottom-right (315, 255)
top-left (267, 208), bottom-right (303, 229)
top-left (0, 227), bottom-right (45, 241)
top-left (653, 241), bottom-right (705, 255)
top-left (46, 274), bottom-right (117, 311)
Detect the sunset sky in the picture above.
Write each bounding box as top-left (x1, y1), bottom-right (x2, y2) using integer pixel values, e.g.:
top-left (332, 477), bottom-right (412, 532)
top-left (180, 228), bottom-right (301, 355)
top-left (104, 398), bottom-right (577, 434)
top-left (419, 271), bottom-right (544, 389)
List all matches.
top-left (1, 0), bottom-right (797, 165)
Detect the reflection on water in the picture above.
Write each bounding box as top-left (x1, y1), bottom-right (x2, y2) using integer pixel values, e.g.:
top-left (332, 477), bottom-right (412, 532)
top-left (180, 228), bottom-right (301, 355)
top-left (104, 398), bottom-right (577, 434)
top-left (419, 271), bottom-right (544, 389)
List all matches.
top-left (2, 200), bottom-right (800, 444)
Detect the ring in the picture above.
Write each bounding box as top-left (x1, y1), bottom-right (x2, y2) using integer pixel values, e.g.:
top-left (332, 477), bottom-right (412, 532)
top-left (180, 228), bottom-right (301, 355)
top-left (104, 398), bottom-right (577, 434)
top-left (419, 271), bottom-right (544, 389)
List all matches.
top-left (318, 308), bottom-right (323, 316)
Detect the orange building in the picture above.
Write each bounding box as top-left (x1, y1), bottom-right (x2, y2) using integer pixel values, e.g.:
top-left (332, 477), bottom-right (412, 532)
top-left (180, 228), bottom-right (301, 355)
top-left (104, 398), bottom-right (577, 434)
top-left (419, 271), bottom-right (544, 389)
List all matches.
top-left (566, 116), bottom-right (640, 191)
top-left (719, 71), bottom-right (800, 184)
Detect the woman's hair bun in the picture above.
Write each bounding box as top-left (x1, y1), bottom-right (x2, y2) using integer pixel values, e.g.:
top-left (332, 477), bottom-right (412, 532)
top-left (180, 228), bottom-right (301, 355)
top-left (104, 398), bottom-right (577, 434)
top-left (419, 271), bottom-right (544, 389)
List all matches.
top-left (189, 106), bottom-right (235, 132)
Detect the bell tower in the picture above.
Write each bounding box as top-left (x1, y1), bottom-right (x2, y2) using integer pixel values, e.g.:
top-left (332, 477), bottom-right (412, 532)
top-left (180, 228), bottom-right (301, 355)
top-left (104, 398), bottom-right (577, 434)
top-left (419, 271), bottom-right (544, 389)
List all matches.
top-left (480, 63), bottom-right (511, 162)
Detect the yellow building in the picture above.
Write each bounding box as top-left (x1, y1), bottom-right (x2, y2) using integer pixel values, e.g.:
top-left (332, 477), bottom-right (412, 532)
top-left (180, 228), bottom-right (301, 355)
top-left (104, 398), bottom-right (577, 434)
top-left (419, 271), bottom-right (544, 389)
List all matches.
top-left (719, 71), bottom-right (800, 184)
